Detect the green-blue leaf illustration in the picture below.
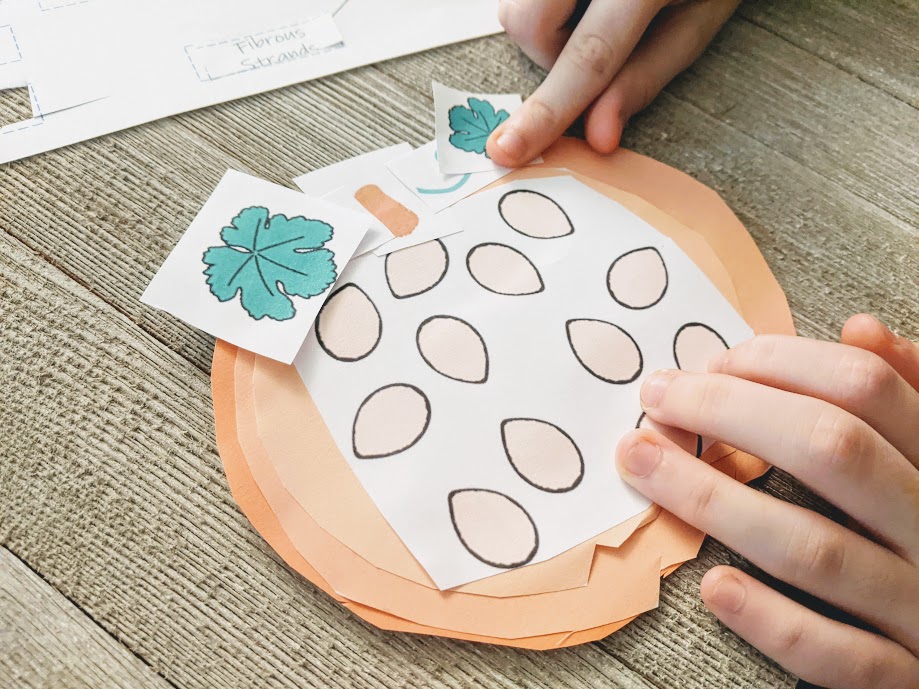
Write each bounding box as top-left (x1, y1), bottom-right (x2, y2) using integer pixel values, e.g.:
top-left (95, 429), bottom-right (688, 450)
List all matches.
top-left (448, 97), bottom-right (509, 156)
top-left (202, 206), bottom-right (337, 321)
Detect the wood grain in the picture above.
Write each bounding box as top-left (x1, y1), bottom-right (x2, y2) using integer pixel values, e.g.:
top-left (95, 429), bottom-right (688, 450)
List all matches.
top-left (1, 1), bottom-right (916, 687)
top-left (739, 0), bottom-right (919, 105)
top-left (0, 547), bottom-right (171, 689)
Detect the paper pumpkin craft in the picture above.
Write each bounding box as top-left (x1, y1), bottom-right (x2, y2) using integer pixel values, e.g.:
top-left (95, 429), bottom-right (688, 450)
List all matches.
top-left (212, 137), bottom-right (794, 648)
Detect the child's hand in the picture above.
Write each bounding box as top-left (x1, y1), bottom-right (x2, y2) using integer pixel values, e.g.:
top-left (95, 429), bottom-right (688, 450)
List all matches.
top-left (616, 314), bottom-right (919, 688)
top-left (486, 0), bottom-right (739, 166)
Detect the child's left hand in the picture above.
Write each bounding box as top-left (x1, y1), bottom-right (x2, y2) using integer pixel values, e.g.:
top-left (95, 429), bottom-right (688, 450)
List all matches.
top-left (616, 314), bottom-right (919, 689)
top-left (486, 0), bottom-right (740, 166)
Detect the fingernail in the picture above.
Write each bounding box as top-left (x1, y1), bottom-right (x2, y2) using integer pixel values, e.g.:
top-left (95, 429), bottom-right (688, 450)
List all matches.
top-left (710, 574), bottom-right (746, 614)
top-left (494, 127), bottom-right (526, 162)
top-left (641, 371), bottom-right (675, 409)
top-left (622, 439), bottom-right (662, 478)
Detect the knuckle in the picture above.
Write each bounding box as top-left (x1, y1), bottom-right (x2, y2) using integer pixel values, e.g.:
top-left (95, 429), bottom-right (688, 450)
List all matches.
top-left (837, 351), bottom-right (896, 410)
top-left (786, 519), bottom-right (847, 583)
top-left (846, 655), bottom-right (887, 689)
top-left (742, 335), bottom-right (780, 368)
top-left (567, 32), bottom-right (615, 77)
top-left (498, 1), bottom-right (530, 43)
top-left (687, 474), bottom-right (719, 525)
top-left (522, 96), bottom-right (559, 131)
top-left (805, 408), bottom-right (868, 476)
top-left (773, 616), bottom-right (806, 658)
top-left (696, 376), bottom-right (732, 420)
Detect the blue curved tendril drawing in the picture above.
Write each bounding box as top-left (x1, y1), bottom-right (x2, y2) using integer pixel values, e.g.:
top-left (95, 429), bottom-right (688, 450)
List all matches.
top-left (417, 149), bottom-right (472, 195)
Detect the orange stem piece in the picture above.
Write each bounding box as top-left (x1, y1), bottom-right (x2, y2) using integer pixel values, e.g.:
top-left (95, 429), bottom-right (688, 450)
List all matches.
top-left (354, 184), bottom-right (419, 237)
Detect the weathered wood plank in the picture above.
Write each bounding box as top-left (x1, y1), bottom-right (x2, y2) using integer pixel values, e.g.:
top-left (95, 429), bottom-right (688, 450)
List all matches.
top-left (0, 547), bottom-right (172, 689)
top-left (0, 3), bottom-right (915, 688)
top-left (739, 0), bottom-right (919, 105)
top-left (0, 87), bottom-right (31, 128)
top-left (618, 89), bottom-right (919, 342)
top-left (669, 17), bottom-right (919, 229)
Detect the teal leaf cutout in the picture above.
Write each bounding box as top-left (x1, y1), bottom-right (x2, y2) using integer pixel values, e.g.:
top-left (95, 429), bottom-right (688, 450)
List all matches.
top-left (202, 206), bottom-right (337, 321)
top-left (448, 97), bottom-right (509, 156)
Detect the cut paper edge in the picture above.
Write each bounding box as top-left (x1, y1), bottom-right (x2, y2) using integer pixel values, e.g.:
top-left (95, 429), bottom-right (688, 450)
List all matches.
top-left (211, 137), bottom-right (795, 647)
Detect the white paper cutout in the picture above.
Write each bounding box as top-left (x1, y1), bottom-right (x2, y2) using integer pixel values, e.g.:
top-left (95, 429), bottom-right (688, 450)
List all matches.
top-left (433, 81), bottom-right (526, 175)
top-left (294, 175), bottom-right (754, 588)
top-left (142, 169), bottom-right (369, 364)
top-left (296, 146), bottom-right (464, 256)
top-left (387, 140), bottom-right (510, 213)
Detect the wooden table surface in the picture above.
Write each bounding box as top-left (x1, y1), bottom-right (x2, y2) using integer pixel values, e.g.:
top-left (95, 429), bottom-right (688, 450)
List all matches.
top-left (1, 1), bottom-right (916, 687)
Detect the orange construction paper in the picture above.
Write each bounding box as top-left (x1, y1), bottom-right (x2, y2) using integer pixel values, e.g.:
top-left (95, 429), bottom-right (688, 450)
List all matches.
top-left (211, 138), bottom-right (795, 647)
top-left (215, 342), bottom-right (635, 648)
top-left (236, 348), bottom-right (663, 638)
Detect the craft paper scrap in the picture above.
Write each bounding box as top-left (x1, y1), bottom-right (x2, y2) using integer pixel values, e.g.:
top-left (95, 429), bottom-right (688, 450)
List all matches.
top-left (293, 143), bottom-right (410, 255)
top-left (434, 81), bottom-right (533, 175)
top-left (387, 140), bottom-right (510, 213)
top-left (294, 145), bottom-right (464, 256)
top-left (0, 0), bottom-right (503, 163)
top-left (293, 174), bottom-right (754, 589)
top-left (142, 170), bottom-right (369, 364)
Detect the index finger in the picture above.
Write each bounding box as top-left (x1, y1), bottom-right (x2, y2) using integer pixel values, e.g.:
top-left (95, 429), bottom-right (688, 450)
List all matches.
top-left (487, 0), bottom-right (667, 166)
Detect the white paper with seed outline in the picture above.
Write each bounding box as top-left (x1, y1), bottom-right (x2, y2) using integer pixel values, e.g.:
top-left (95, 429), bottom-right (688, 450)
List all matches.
top-left (294, 175), bottom-right (754, 589)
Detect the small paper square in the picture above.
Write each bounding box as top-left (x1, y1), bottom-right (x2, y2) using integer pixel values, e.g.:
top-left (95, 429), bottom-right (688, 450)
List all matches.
top-left (293, 144), bottom-right (412, 256)
top-left (141, 170), bottom-right (369, 364)
top-left (434, 81), bottom-right (524, 175)
top-left (297, 145), bottom-right (463, 256)
top-left (387, 140), bottom-right (510, 212)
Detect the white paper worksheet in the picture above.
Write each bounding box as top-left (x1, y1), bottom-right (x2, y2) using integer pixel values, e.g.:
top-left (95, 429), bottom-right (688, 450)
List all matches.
top-left (0, 0), bottom-right (502, 162)
top-left (294, 175), bottom-right (754, 589)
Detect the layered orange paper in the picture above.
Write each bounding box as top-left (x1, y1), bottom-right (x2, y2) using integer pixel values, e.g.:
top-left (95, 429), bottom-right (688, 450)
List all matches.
top-left (211, 138), bottom-right (795, 649)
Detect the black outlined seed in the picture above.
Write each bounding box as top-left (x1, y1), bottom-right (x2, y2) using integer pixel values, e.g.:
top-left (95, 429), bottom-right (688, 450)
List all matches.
top-left (566, 319), bottom-right (643, 384)
top-left (449, 489), bottom-right (538, 568)
top-left (608, 246), bottom-right (668, 309)
top-left (416, 315), bottom-right (489, 384)
top-left (352, 384), bottom-right (431, 459)
top-left (315, 283), bottom-right (381, 362)
top-left (466, 243), bottom-right (544, 296)
top-left (501, 418), bottom-right (584, 492)
top-left (385, 240), bottom-right (449, 299)
top-left (673, 322), bottom-right (729, 373)
top-left (498, 189), bottom-right (573, 238)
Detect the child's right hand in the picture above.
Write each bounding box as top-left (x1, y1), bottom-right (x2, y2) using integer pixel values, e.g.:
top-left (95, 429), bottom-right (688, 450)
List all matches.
top-left (616, 314), bottom-right (919, 688)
